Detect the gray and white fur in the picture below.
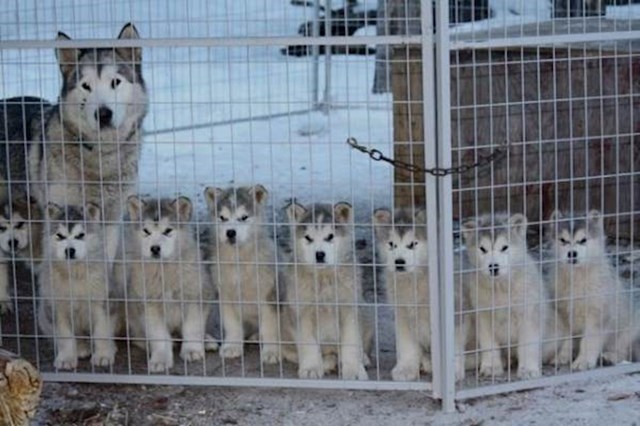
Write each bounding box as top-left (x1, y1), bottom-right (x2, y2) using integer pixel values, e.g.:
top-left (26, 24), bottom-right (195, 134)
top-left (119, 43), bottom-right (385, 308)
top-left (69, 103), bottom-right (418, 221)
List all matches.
top-left (0, 195), bottom-right (42, 313)
top-left (374, 208), bottom-right (471, 382)
top-left (547, 209), bottom-right (639, 369)
top-left (115, 196), bottom-right (214, 373)
top-left (38, 203), bottom-right (116, 370)
top-left (2, 24), bottom-right (148, 266)
top-left (204, 185), bottom-right (281, 364)
top-left (281, 201), bottom-right (372, 380)
top-left (461, 213), bottom-right (548, 379)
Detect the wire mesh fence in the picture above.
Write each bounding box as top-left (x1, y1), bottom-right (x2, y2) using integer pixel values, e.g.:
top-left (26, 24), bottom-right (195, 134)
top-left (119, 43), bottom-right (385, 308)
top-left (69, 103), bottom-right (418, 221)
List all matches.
top-left (0, 0), bottom-right (638, 412)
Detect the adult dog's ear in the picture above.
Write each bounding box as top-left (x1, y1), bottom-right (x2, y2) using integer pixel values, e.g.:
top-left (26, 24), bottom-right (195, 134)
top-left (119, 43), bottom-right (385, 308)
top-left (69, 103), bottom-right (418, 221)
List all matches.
top-left (372, 208), bottom-right (392, 240)
top-left (55, 32), bottom-right (78, 77)
top-left (460, 218), bottom-right (478, 245)
top-left (203, 187), bottom-right (222, 213)
top-left (84, 203), bottom-right (102, 222)
top-left (250, 184), bottom-right (268, 205)
top-left (509, 213), bottom-right (528, 239)
top-left (127, 195), bottom-right (145, 222)
top-left (45, 202), bottom-right (62, 220)
top-left (116, 22), bottom-right (142, 63)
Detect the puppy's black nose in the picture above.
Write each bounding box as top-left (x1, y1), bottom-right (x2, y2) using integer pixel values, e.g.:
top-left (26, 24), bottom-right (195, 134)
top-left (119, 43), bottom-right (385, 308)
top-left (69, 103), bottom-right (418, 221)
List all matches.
top-left (226, 229), bottom-right (236, 241)
top-left (567, 250), bottom-right (578, 264)
top-left (95, 106), bottom-right (113, 128)
top-left (395, 258), bottom-right (406, 271)
top-left (7, 239), bottom-right (18, 251)
top-left (150, 245), bottom-right (161, 257)
top-left (65, 247), bottom-right (76, 259)
top-left (488, 263), bottom-right (499, 276)
top-left (315, 251), bottom-right (326, 263)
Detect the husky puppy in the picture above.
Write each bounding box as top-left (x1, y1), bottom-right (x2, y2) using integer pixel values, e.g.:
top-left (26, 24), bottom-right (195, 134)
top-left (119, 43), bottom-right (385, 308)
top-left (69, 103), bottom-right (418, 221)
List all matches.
top-left (548, 210), bottom-right (638, 369)
top-left (281, 201), bottom-right (371, 380)
top-left (117, 196), bottom-right (213, 373)
top-left (374, 208), bottom-right (471, 381)
top-left (204, 185), bottom-right (280, 364)
top-left (37, 203), bottom-right (116, 370)
top-left (0, 195), bottom-right (42, 313)
top-left (461, 213), bottom-right (547, 379)
top-left (0, 24), bottom-right (148, 264)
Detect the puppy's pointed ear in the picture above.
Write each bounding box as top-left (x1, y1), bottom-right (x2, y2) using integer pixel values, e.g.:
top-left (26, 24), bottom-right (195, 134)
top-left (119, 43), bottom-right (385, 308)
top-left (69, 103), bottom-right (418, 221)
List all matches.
top-left (414, 208), bottom-right (426, 224)
top-left (509, 213), bottom-right (528, 238)
top-left (172, 196), bottom-right (192, 222)
top-left (84, 202), bottom-right (102, 222)
top-left (250, 184), bottom-right (268, 205)
top-left (549, 209), bottom-right (563, 222)
top-left (46, 202), bottom-right (62, 220)
top-left (204, 187), bottom-right (222, 213)
top-left (334, 202), bottom-right (352, 224)
top-left (55, 32), bottom-right (78, 77)
top-left (127, 195), bottom-right (145, 221)
top-left (372, 208), bottom-right (391, 225)
top-left (372, 208), bottom-right (392, 239)
top-left (547, 209), bottom-right (563, 236)
top-left (285, 201), bottom-right (306, 223)
top-left (116, 22), bottom-right (142, 63)
top-left (460, 218), bottom-right (477, 244)
top-left (587, 209), bottom-right (603, 234)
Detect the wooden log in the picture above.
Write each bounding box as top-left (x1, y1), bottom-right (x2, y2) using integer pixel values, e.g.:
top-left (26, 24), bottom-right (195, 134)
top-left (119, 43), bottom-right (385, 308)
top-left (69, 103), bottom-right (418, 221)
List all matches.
top-left (0, 349), bottom-right (42, 426)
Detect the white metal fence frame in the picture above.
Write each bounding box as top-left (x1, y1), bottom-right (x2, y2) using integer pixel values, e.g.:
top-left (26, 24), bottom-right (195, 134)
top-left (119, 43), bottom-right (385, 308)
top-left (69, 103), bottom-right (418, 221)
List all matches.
top-left (0, 0), bottom-right (638, 414)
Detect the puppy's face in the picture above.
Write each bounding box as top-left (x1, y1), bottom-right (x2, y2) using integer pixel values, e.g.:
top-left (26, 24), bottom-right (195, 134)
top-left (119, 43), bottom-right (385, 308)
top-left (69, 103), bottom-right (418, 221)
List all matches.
top-left (48, 223), bottom-right (89, 261)
top-left (462, 214), bottom-right (528, 278)
top-left (286, 202), bottom-right (353, 267)
top-left (204, 185), bottom-right (268, 246)
top-left (138, 217), bottom-right (178, 260)
top-left (0, 211), bottom-right (29, 255)
top-left (373, 209), bottom-right (427, 273)
top-left (549, 210), bottom-right (604, 266)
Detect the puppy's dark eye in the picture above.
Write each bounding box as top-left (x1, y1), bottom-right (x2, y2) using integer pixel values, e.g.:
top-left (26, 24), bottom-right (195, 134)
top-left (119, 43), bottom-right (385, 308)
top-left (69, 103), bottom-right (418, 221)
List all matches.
top-left (81, 82), bottom-right (91, 92)
top-left (325, 233), bottom-right (334, 242)
top-left (219, 215), bottom-right (228, 222)
top-left (15, 222), bottom-right (25, 230)
top-left (407, 241), bottom-right (417, 250)
top-left (559, 237), bottom-right (569, 245)
top-left (56, 233), bottom-right (66, 240)
top-left (142, 228), bottom-right (151, 236)
top-left (239, 215), bottom-right (249, 222)
top-left (500, 245), bottom-right (508, 252)
top-left (163, 228), bottom-right (173, 236)
top-left (304, 235), bottom-right (313, 243)
top-left (578, 238), bottom-right (587, 245)
top-left (75, 232), bottom-right (85, 240)
top-left (388, 241), bottom-right (396, 250)
top-left (111, 78), bottom-right (121, 89)
top-left (479, 246), bottom-right (487, 254)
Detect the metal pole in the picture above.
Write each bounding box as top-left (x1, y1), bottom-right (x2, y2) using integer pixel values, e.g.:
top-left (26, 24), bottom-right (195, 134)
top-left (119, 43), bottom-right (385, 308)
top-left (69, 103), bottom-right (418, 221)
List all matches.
top-left (434, 0), bottom-right (455, 413)
top-left (322, 0), bottom-right (333, 111)
top-left (312, 0), bottom-right (321, 107)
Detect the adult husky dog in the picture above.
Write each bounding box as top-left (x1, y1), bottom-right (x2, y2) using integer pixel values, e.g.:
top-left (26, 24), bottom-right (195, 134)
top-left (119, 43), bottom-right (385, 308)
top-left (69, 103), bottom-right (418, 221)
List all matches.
top-left (0, 23), bottom-right (148, 264)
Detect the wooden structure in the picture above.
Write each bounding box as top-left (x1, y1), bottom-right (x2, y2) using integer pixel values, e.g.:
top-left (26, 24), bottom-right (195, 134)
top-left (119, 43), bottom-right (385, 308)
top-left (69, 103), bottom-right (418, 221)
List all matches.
top-left (391, 19), bottom-right (640, 236)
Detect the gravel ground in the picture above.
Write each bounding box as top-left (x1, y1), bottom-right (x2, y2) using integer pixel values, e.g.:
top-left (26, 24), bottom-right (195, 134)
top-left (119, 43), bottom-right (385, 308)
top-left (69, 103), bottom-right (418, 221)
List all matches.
top-left (35, 372), bottom-right (640, 425)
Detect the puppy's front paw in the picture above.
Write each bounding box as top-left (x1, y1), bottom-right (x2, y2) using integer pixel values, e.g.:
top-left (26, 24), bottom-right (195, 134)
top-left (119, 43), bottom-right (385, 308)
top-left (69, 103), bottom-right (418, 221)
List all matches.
top-left (479, 361), bottom-right (504, 378)
top-left (204, 334), bottom-right (219, 352)
top-left (54, 352), bottom-right (78, 370)
top-left (219, 342), bottom-right (243, 359)
top-left (180, 342), bottom-right (205, 362)
top-left (149, 351), bottom-right (174, 373)
top-left (571, 355), bottom-right (597, 371)
top-left (260, 345), bottom-right (281, 364)
top-left (391, 363), bottom-right (420, 382)
top-left (420, 355), bottom-right (432, 374)
top-left (299, 363), bottom-right (324, 379)
top-left (341, 363), bottom-right (368, 381)
top-left (517, 365), bottom-right (541, 379)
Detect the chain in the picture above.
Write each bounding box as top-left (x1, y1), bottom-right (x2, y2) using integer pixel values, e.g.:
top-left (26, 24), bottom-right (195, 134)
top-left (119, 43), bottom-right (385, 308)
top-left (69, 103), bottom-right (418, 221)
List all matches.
top-left (346, 137), bottom-right (509, 177)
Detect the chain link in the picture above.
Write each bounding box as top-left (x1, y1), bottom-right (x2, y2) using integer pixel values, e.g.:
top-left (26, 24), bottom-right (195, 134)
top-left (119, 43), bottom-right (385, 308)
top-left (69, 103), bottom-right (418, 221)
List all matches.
top-left (346, 137), bottom-right (509, 177)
